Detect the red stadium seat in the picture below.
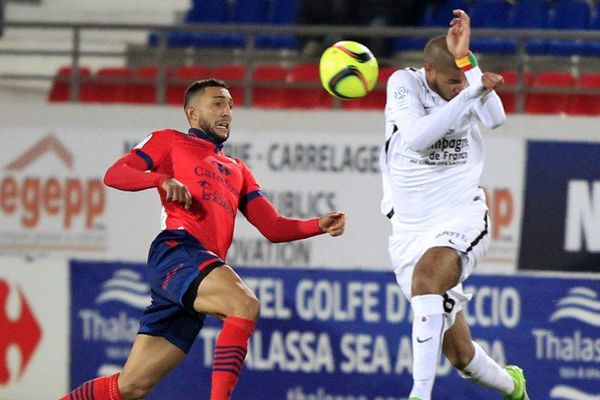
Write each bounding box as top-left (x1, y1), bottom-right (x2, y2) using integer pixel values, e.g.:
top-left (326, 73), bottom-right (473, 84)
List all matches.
top-left (48, 66), bottom-right (92, 102)
top-left (92, 66), bottom-right (133, 103)
top-left (566, 73), bottom-right (600, 115)
top-left (168, 65), bottom-right (213, 105)
top-left (283, 64), bottom-right (332, 109)
top-left (251, 64), bottom-right (288, 108)
top-left (496, 70), bottom-right (532, 113)
top-left (130, 66), bottom-right (163, 104)
top-left (212, 64), bottom-right (246, 105)
top-left (525, 71), bottom-right (574, 114)
top-left (341, 66), bottom-right (397, 110)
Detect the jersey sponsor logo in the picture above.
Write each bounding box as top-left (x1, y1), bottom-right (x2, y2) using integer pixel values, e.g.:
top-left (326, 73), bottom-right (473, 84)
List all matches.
top-left (194, 166), bottom-right (240, 197)
top-left (211, 161), bottom-right (231, 176)
top-left (198, 180), bottom-right (236, 217)
top-left (0, 280), bottom-right (42, 385)
top-left (416, 336), bottom-right (432, 343)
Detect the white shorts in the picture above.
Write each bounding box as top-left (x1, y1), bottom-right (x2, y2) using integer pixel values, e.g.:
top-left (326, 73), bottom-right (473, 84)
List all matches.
top-left (388, 197), bottom-right (491, 329)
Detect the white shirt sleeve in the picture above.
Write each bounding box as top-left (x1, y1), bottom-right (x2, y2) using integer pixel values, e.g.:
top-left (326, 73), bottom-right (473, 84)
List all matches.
top-left (387, 70), bottom-right (488, 152)
top-left (379, 146), bottom-right (394, 217)
top-left (465, 67), bottom-right (506, 129)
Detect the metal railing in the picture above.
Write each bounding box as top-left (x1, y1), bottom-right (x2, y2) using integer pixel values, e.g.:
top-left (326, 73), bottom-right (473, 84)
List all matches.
top-left (3, 20), bottom-right (600, 111)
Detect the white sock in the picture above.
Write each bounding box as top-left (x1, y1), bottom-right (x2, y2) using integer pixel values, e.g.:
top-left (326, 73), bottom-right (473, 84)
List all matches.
top-left (409, 294), bottom-right (445, 400)
top-left (460, 341), bottom-right (515, 394)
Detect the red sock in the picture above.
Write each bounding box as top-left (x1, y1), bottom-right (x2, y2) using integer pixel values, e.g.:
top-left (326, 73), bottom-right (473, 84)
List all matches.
top-left (210, 316), bottom-right (256, 400)
top-left (60, 373), bottom-right (123, 400)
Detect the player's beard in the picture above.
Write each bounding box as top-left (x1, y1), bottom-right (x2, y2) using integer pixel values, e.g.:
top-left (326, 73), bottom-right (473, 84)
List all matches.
top-left (208, 127), bottom-right (229, 143)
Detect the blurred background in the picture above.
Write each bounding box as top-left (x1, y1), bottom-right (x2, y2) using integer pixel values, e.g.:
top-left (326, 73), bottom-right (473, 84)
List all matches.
top-left (0, 1), bottom-right (599, 400)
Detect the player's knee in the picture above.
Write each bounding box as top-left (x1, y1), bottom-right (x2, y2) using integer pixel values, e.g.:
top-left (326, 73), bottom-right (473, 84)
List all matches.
top-left (233, 293), bottom-right (260, 320)
top-left (411, 273), bottom-right (441, 296)
top-left (119, 378), bottom-right (155, 400)
top-left (444, 340), bottom-right (475, 370)
top-left (447, 351), bottom-right (472, 370)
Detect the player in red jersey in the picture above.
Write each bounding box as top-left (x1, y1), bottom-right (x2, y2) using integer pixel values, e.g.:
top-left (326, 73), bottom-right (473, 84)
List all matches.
top-left (60, 78), bottom-right (346, 400)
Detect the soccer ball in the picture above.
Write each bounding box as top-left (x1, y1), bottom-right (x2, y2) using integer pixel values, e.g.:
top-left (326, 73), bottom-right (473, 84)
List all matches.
top-left (319, 40), bottom-right (379, 99)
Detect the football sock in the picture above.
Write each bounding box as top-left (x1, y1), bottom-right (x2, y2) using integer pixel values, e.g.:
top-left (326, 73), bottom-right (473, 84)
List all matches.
top-left (60, 373), bottom-right (123, 400)
top-left (460, 341), bottom-right (515, 394)
top-left (409, 294), bottom-right (445, 400)
top-left (210, 316), bottom-right (256, 400)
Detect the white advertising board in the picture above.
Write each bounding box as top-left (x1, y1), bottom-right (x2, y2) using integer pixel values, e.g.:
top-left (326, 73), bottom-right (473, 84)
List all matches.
top-left (3, 102), bottom-right (595, 271)
top-left (0, 257), bottom-right (69, 399)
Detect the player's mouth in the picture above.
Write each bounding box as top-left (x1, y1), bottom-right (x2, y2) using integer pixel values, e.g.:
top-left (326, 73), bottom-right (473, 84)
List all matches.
top-left (214, 121), bottom-right (230, 133)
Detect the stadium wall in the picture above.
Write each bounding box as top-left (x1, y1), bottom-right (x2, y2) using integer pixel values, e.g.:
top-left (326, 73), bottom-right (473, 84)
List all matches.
top-left (1, 260), bottom-right (598, 399)
top-left (1, 100), bottom-right (599, 272)
top-left (1, 100), bottom-right (599, 399)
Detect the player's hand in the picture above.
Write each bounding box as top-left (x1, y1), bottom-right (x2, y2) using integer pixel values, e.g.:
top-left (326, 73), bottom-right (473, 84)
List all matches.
top-left (319, 211), bottom-right (346, 237)
top-left (162, 178), bottom-right (192, 209)
top-left (447, 9), bottom-right (471, 58)
top-left (482, 72), bottom-right (504, 92)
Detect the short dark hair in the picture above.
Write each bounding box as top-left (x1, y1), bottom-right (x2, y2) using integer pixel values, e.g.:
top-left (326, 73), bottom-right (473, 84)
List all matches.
top-left (183, 78), bottom-right (229, 108)
top-left (424, 36), bottom-right (458, 72)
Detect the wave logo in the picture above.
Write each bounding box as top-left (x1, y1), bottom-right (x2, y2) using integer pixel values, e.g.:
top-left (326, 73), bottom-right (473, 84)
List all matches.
top-left (549, 287), bottom-right (600, 327)
top-left (95, 269), bottom-right (150, 310)
top-left (550, 385), bottom-right (600, 400)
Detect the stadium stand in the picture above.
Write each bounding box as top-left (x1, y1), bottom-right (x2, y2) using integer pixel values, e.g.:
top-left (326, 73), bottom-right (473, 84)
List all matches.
top-left (566, 72), bottom-right (600, 115)
top-left (23, 0), bottom-right (600, 114)
top-left (525, 71), bottom-right (575, 114)
top-left (284, 63), bottom-right (333, 109)
top-left (251, 63), bottom-right (288, 108)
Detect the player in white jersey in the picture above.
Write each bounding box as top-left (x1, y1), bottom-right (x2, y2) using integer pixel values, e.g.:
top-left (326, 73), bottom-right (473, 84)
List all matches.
top-left (380, 10), bottom-right (529, 400)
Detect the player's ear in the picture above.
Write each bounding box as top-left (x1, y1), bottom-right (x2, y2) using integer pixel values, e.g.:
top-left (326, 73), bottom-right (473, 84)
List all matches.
top-left (185, 105), bottom-right (196, 123)
top-left (424, 62), bottom-right (436, 80)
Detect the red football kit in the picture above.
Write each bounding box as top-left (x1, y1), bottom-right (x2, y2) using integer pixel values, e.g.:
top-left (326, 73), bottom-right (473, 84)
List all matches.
top-left (62, 128), bottom-right (326, 400)
top-left (104, 128), bottom-right (323, 259)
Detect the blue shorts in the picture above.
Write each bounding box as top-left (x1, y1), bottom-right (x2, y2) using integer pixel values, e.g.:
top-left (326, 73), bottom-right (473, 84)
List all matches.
top-left (138, 230), bottom-right (224, 353)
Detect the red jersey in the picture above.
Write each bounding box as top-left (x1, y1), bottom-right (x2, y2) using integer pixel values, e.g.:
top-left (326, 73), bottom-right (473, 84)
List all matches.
top-left (104, 128), bottom-right (322, 260)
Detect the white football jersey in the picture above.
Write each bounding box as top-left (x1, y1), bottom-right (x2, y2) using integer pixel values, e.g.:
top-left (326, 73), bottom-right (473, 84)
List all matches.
top-left (381, 66), bottom-right (505, 232)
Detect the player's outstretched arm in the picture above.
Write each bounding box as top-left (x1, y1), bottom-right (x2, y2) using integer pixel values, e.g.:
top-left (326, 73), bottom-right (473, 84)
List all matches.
top-left (242, 195), bottom-right (345, 242)
top-left (388, 72), bottom-right (486, 152)
top-left (104, 152), bottom-right (170, 191)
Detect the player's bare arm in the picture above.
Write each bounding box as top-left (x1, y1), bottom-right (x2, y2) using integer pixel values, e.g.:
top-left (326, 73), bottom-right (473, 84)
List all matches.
top-left (162, 178), bottom-right (192, 209)
top-left (447, 9), bottom-right (471, 58)
top-left (318, 211), bottom-right (346, 237)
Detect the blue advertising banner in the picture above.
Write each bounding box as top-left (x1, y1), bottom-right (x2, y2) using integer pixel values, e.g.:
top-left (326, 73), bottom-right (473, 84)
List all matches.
top-left (519, 141), bottom-right (600, 272)
top-left (70, 261), bottom-right (600, 400)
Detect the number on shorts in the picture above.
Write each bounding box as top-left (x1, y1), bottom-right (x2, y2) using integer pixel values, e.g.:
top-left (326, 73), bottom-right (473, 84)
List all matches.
top-left (442, 293), bottom-right (456, 313)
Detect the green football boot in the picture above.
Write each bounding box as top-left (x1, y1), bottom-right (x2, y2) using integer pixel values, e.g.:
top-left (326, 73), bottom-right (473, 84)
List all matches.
top-left (504, 365), bottom-right (530, 400)
top-left (408, 398), bottom-right (423, 400)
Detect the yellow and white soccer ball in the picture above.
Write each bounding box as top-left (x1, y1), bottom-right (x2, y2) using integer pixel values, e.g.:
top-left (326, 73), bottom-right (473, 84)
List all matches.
top-left (319, 40), bottom-right (379, 99)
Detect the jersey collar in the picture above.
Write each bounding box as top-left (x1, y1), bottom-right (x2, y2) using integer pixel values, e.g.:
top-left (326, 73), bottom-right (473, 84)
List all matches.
top-left (188, 128), bottom-right (224, 151)
top-left (418, 68), bottom-right (445, 103)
